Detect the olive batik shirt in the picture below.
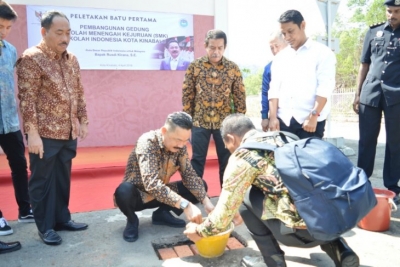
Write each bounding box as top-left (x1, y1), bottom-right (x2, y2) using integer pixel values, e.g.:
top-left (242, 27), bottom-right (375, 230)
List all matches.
top-left (196, 129), bottom-right (306, 237)
top-left (122, 130), bottom-right (207, 207)
top-left (182, 56), bottom-right (246, 129)
top-left (16, 41), bottom-right (88, 140)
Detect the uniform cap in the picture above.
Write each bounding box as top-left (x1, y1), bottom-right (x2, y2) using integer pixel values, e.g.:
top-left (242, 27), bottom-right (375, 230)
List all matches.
top-left (384, 0), bottom-right (400, 6)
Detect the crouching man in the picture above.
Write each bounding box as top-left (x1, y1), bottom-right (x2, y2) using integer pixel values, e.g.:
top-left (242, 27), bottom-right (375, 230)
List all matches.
top-left (114, 112), bottom-right (214, 242)
top-left (184, 114), bottom-right (359, 267)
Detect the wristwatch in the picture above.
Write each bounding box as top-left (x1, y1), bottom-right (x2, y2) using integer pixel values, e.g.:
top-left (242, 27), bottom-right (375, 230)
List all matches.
top-left (311, 109), bottom-right (320, 116)
top-left (180, 199), bottom-right (189, 210)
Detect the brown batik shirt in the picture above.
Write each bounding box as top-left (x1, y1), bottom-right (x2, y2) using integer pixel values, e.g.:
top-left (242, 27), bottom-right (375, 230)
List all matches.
top-left (182, 56), bottom-right (246, 129)
top-left (16, 41), bottom-right (88, 140)
top-left (122, 130), bottom-right (207, 206)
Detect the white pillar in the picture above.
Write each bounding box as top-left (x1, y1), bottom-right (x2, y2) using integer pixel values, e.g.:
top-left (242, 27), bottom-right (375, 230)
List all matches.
top-left (214, 0), bottom-right (229, 58)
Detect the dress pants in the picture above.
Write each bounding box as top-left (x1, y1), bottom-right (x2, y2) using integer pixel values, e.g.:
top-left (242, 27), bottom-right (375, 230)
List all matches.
top-left (0, 130), bottom-right (31, 215)
top-left (190, 126), bottom-right (230, 186)
top-left (239, 186), bottom-right (326, 257)
top-left (114, 180), bottom-right (208, 223)
top-left (278, 117), bottom-right (326, 139)
top-left (358, 99), bottom-right (400, 195)
top-left (28, 137), bottom-right (77, 233)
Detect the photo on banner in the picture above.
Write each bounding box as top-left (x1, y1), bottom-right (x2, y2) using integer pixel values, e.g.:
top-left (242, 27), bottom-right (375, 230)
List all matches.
top-left (26, 5), bottom-right (194, 70)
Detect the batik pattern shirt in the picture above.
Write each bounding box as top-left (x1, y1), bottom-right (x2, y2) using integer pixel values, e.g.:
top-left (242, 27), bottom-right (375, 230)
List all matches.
top-left (182, 56), bottom-right (246, 129)
top-left (16, 41), bottom-right (88, 140)
top-left (197, 129), bottom-right (305, 237)
top-left (0, 40), bottom-right (20, 134)
top-left (122, 130), bottom-right (207, 207)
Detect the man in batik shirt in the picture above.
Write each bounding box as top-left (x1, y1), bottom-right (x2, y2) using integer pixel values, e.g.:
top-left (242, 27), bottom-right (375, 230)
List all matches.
top-left (184, 114), bottom-right (359, 267)
top-left (182, 29), bottom-right (246, 187)
top-left (114, 112), bottom-right (214, 242)
top-left (16, 11), bottom-right (89, 246)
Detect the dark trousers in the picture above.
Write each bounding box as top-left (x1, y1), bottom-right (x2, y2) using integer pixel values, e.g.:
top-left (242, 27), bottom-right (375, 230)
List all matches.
top-left (239, 186), bottom-right (326, 258)
top-left (358, 99), bottom-right (400, 194)
top-left (114, 180), bottom-right (207, 223)
top-left (190, 126), bottom-right (230, 186)
top-left (29, 137), bottom-right (77, 233)
top-left (0, 130), bottom-right (31, 216)
top-left (279, 117), bottom-right (326, 139)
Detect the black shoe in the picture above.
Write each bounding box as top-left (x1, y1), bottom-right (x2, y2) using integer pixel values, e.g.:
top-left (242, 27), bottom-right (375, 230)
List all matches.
top-left (321, 237), bottom-right (359, 267)
top-left (393, 194), bottom-right (400, 206)
top-left (0, 241), bottom-right (21, 254)
top-left (18, 209), bottom-right (35, 223)
top-left (38, 230), bottom-right (62, 245)
top-left (123, 219), bottom-right (139, 242)
top-left (152, 209), bottom-right (185, 228)
top-left (55, 220), bottom-right (88, 231)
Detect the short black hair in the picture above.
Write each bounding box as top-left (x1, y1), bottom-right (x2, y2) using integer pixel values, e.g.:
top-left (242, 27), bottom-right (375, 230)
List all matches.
top-left (165, 39), bottom-right (180, 49)
top-left (220, 114), bottom-right (255, 141)
top-left (278, 10), bottom-right (304, 28)
top-left (0, 1), bottom-right (18, 21)
top-left (41, 10), bottom-right (69, 31)
top-left (165, 112), bottom-right (193, 132)
top-left (205, 29), bottom-right (227, 48)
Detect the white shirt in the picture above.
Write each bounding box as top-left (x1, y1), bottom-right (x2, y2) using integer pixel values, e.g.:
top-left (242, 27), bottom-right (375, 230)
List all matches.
top-left (268, 39), bottom-right (336, 126)
top-left (170, 55), bottom-right (179, 70)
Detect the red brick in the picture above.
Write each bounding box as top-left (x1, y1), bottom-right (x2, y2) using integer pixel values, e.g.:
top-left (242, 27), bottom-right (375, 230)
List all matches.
top-left (226, 237), bottom-right (244, 250)
top-left (189, 244), bottom-right (199, 255)
top-left (173, 245), bottom-right (194, 257)
top-left (158, 247), bottom-right (178, 260)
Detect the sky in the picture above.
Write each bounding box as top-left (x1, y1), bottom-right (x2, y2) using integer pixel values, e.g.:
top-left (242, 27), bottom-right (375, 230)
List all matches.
top-left (227, 0), bottom-right (350, 68)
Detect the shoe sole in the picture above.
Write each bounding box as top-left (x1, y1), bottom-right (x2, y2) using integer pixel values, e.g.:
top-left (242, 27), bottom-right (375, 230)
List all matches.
top-left (152, 220), bottom-right (185, 228)
top-left (0, 244), bottom-right (21, 254)
top-left (123, 236), bottom-right (139, 242)
top-left (0, 229), bottom-right (13, 236)
top-left (341, 253), bottom-right (360, 267)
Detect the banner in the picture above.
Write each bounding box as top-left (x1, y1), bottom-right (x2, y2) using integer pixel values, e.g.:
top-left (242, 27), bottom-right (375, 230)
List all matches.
top-left (26, 5), bottom-right (194, 70)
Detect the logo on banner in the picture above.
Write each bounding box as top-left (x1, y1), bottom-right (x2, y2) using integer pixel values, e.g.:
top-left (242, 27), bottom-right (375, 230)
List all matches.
top-left (180, 19), bottom-right (188, 27)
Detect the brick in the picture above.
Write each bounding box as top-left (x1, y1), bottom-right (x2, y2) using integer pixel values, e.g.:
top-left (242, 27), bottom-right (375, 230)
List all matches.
top-left (189, 244), bottom-right (199, 255)
top-left (226, 237), bottom-right (244, 250)
top-left (173, 245), bottom-right (194, 258)
top-left (158, 247), bottom-right (178, 260)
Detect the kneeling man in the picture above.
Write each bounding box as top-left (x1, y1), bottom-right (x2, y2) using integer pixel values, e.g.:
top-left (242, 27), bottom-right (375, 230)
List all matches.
top-left (114, 112), bottom-right (214, 242)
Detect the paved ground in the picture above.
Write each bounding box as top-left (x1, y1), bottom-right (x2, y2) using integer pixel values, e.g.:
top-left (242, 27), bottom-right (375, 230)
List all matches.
top-left (1, 121), bottom-right (398, 267)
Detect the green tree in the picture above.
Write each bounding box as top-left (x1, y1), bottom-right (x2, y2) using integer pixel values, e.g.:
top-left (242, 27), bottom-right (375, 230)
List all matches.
top-left (243, 69), bottom-right (263, 96)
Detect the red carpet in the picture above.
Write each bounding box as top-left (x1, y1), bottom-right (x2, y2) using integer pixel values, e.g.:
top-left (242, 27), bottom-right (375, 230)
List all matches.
top-left (0, 142), bottom-right (221, 221)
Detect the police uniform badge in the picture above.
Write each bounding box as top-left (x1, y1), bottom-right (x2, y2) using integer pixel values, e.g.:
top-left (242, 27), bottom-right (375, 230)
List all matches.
top-left (376, 31), bottom-right (384, 37)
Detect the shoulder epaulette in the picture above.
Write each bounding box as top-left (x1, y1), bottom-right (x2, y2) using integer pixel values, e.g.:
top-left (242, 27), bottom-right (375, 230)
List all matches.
top-left (369, 21), bottom-right (385, 29)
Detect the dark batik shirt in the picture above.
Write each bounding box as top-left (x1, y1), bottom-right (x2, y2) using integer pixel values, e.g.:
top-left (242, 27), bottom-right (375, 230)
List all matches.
top-left (122, 130), bottom-right (207, 206)
top-left (16, 41), bottom-right (88, 140)
top-left (182, 56), bottom-right (246, 129)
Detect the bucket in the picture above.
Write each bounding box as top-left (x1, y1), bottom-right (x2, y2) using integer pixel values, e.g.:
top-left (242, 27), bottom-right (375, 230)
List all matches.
top-left (357, 188), bottom-right (397, 232)
top-left (195, 222), bottom-right (234, 258)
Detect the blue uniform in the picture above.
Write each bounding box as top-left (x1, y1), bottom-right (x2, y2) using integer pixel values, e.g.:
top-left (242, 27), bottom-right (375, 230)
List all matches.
top-left (260, 62), bottom-right (272, 119)
top-left (358, 21), bottom-right (400, 194)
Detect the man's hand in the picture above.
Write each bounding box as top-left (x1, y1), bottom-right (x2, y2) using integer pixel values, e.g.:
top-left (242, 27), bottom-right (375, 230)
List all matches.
top-left (202, 197), bottom-right (215, 214)
top-left (302, 116), bottom-right (318, 132)
top-left (28, 132), bottom-right (44, 159)
top-left (184, 222), bottom-right (202, 242)
top-left (183, 203), bottom-right (203, 224)
top-left (269, 117), bottom-right (280, 131)
top-left (232, 212), bottom-right (243, 226)
top-left (79, 123), bottom-right (89, 140)
top-left (261, 119), bottom-right (269, 132)
top-left (353, 94), bottom-right (360, 114)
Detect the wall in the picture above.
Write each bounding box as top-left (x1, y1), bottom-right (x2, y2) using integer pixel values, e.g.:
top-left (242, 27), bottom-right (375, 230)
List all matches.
top-left (6, 1), bottom-right (214, 147)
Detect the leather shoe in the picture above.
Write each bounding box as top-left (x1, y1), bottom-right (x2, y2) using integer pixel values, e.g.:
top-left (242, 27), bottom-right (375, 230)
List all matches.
top-left (55, 220), bottom-right (88, 231)
top-left (38, 230), bottom-right (62, 245)
top-left (0, 240), bottom-right (21, 254)
top-left (152, 209), bottom-right (185, 228)
top-left (321, 237), bottom-right (359, 267)
top-left (123, 219), bottom-right (139, 242)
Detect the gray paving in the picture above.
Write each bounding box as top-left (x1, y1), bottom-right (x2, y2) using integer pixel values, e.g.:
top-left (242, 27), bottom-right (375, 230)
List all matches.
top-left (1, 121), bottom-right (399, 267)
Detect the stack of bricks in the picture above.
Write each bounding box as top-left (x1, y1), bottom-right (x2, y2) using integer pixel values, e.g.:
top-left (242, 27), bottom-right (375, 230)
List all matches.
top-left (157, 237), bottom-right (245, 260)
